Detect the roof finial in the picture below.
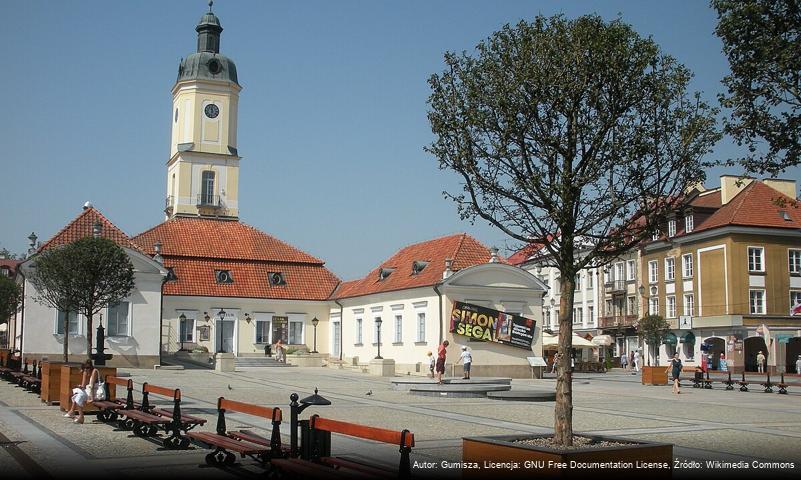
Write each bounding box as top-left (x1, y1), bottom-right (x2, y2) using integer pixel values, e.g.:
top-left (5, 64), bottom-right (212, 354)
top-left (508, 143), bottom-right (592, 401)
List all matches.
top-left (209, 0), bottom-right (214, 12)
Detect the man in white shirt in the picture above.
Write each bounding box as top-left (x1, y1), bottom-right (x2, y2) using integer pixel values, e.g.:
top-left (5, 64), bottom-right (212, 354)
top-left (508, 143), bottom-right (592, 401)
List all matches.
top-left (633, 350), bottom-right (640, 373)
top-left (457, 346), bottom-right (473, 380)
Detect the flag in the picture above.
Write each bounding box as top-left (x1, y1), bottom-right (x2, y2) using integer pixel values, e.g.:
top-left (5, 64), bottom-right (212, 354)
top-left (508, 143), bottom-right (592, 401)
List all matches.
top-left (757, 323), bottom-right (772, 347)
top-left (791, 303), bottom-right (801, 316)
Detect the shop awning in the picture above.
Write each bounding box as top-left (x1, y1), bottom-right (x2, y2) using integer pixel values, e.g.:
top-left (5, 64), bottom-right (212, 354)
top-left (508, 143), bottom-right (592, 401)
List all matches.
top-left (542, 333), bottom-right (597, 348)
top-left (680, 331), bottom-right (696, 344)
top-left (591, 334), bottom-right (613, 346)
top-left (663, 332), bottom-right (678, 345)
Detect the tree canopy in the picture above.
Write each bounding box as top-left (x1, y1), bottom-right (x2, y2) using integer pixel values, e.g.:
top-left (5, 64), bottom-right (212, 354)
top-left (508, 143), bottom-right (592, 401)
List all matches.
top-left (714, 0), bottom-right (801, 176)
top-left (0, 275), bottom-right (22, 326)
top-left (636, 314), bottom-right (671, 366)
top-left (427, 14), bottom-right (719, 445)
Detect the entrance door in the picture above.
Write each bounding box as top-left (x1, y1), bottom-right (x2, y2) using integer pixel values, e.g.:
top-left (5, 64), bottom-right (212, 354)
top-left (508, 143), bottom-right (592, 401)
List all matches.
top-left (332, 321), bottom-right (341, 359)
top-left (786, 338), bottom-right (801, 373)
top-left (216, 320), bottom-right (235, 353)
top-left (744, 337), bottom-right (767, 372)
top-left (704, 337), bottom-right (725, 370)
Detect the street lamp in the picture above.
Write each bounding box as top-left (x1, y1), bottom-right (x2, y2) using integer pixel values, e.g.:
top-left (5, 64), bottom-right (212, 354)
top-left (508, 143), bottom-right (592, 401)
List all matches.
top-left (374, 317), bottom-right (383, 359)
top-left (216, 309), bottom-right (226, 353)
top-left (289, 388), bottom-right (331, 458)
top-left (179, 313), bottom-right (186, 351)
top-left (311, 317), bottom-right (319, 353)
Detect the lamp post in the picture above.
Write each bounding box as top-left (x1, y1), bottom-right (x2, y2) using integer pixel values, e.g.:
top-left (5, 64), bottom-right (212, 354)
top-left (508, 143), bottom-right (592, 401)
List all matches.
top-left (374, 317), bottom-right (383, 360)
top-left (289, 388), bottom-right (331, 458)
top-left (311, 317), bottom-right (319, 353)
top-left (179, 313), bottom-right (186, 351)
top-left (216, 309), bottom-right (226, 353)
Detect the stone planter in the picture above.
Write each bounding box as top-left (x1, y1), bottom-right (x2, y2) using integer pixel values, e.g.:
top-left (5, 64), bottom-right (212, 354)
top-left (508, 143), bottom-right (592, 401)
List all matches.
top-left (641, 366), bottom-right (668, 385)
top-left (59, 365), bottom-right (117, 412)
top-left (287, 353), bottom-right (327, 368)
top-left (463, 434), bottom-right (672, 478)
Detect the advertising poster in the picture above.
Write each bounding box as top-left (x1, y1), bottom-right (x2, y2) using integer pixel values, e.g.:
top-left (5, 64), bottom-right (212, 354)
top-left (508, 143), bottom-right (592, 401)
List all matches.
top-left (450, 301), bottom-right (535, 349)
top-left (272, 315), bottom-right (288, 343)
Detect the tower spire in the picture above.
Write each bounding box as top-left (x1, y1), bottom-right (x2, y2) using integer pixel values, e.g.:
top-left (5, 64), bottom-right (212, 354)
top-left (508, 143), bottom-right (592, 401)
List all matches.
top-left (196, 1), bottom-right (222, 53)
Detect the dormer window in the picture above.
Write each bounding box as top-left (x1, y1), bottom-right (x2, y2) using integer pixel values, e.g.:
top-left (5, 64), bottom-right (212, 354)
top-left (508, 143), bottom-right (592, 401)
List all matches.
top-left (685, 214), bottom-right (694, 233)
top-left (0, 266), bottom-right (10, 277)
top-left (411, 261), bottom-right (429, 275)
top-left (379, 268), bottom-right (395, 281)
top-left (166, 267), bottom-right (178, 282)
top-left (215, 269), bottom-right (234, 284)
top-left (667, 219), bottom-right (676, 237)
top-left (268, 272), bottom-right (286, 286)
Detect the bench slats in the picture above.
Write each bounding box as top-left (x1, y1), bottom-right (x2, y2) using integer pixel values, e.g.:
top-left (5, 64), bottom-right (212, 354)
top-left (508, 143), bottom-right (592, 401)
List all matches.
top-left (271, 458), bottom-right (372, 480)
top-left (219, 398), bottom-right (281, 421)
top-left (188, 432), bottom-right (267, 455)
top-left (312, 417), bottom-right (414, 447)
top-left (150, 407), bottom-right (207, 425)
top-left (118, 409), bottom-right (171, 425)
top-left (144, 383), bottom-right (179, 399)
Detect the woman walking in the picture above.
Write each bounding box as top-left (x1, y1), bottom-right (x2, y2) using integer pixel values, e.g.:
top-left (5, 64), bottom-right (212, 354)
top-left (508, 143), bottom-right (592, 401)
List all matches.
top-left (666, 353), bottom-right (683, 394)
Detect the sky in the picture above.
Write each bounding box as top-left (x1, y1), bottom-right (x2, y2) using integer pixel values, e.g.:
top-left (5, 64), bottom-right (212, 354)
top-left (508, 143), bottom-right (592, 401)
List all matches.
top-left (1, 0), bottom-right (799, 280)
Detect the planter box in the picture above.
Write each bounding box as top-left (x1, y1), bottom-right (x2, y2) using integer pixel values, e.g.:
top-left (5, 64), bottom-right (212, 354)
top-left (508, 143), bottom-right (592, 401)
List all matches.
top-left (41, 361), bottom-right (71, 405)
top-left (463, 434), bottom-right (672, 478)
top-left (642, 366), bottom-right (668, 385)
top-left (59, 365), bottom-right (117, 412)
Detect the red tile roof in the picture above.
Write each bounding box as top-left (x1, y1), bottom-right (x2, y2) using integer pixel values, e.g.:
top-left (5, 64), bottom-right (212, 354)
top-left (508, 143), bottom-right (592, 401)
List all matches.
top-left (689, 190), bottom-right (722, 209)
top-left (332, 233), bottom-right (496, 300)
top-left (133, 217), bottom-right (323, 263)
top-left (695, 181), bottom-right (801, 232)
top-left (37, 207), bottom-right (143, 253)
top-left (0, 259), bottom-right (21, 276)
top-left (507, 243), bottom-right (547, 266)
top-left (133, 217), bottom-right (340, 301)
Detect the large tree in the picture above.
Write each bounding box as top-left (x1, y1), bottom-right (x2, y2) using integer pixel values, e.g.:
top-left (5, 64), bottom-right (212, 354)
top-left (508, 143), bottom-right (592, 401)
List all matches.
top-left (713, 0), bottom-right (801, 176)
top-left (28, 237), bottom-right (135, 360)
top-left (427, 14), bottom-right (719, 445)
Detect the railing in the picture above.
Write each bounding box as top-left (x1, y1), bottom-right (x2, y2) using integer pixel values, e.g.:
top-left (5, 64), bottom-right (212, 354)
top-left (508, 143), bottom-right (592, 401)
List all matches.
top-left (599, 315), bottom-right (638, 329)
top-left (605, 280), bottom-right (627, 293)
top-left (165, 196), bottom-right (174, 208)
top-left (196, 194), bottom-right (223, 208)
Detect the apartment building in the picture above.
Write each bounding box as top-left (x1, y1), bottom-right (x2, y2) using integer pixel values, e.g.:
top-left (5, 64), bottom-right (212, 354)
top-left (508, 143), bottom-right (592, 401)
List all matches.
top-left (640, 175), bottom-right (801, 373)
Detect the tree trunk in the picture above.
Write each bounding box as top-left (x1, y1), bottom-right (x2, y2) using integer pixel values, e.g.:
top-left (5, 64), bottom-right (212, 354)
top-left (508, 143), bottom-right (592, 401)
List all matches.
top-left (62, 310), bottom-right (69, 363)
top-left (86, 312), bottom-right (93, 360)
top-left (554, 277), bottom-right (575, 446)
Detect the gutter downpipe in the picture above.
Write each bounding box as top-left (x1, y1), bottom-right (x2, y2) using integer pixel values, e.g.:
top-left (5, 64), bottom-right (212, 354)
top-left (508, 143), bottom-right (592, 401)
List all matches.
top-left (334, 299), bottom-right (344, 361)
top-left (158, 277), bottom-right (165, 366)
top-left (16, 272), bottom-right (25, 355)
top-left (433, 283), bottom-right (444, 344)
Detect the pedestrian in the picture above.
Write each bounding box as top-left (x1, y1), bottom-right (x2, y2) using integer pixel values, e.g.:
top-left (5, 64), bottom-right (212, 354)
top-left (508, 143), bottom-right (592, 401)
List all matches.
top-left (426, 351), bottom-right (435, 378)
top-left (665, 353), bottom-right (683, 394)
top-left (756, 351), bottom-right (766, 373)
top-left (629, 351), bottom-right (635, 371)
top-left (795, 355), bottom-right (801, 375)
top-left (435, 340), bottom-right (449, 384)
top-left (550, 352), bottom-right (559, 373)
top-left (275, 339), bottom-right (285, 363)
top-left (457, 346), bottom-right (472, 380)
top-left (719, 353), bottom-right (728, 372)
top-left (620, 352), bottom-right (628, 370)
top-left (633, 350), bottom-right (640, 373)
top-left (64, 359), bottom-right (99, 424)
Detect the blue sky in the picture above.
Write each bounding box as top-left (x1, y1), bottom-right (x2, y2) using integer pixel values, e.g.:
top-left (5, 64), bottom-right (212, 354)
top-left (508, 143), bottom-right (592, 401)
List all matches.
top-left (1, 1), bottom-right (798, 280)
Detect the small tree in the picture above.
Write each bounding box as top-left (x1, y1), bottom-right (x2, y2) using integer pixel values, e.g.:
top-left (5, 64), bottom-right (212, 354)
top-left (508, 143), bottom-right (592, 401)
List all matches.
top-left (427, 14), bottom-right (719, 445)
top-left (636, 314), bottom-right (671, 366)
top-left (713, 0), bottom-right (801, 176)
top-left (0, 275), bottom-right (22, 348)
top-left (28, 238), bottom-right (135, 360)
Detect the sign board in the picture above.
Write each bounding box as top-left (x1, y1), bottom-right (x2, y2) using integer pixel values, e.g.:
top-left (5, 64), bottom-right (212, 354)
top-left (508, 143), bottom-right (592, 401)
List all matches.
top-left (272, 316), bottom-right (288, 343)
top-left (527, 356), bottom-right (547, 367)
top-left (450, 301), bottom-right (536, 350)
top-left (678, 316), bottom-right (692, 329)
top-left (198, 325), bottom-right (210, 342)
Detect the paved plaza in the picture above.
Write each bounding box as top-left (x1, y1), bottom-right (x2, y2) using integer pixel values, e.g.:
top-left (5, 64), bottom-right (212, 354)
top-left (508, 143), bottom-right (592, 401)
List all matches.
top-left (1, 367), bottom-right (799, 478)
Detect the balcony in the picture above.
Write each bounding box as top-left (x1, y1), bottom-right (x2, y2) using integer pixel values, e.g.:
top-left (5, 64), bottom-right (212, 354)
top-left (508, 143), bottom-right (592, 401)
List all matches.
top-left (599, 315), bottom-right (638, 329)
top-left (605, 280), bottom-right (627, 295)
top-left (196, 194), bottom-right (223, 208)
top-left (164, 195), bottom-right (174, 215)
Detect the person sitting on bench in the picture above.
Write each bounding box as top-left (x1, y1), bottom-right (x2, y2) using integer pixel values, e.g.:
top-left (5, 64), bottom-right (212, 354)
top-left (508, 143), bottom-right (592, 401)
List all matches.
top-left (65, 360), bottom-right (99, 424)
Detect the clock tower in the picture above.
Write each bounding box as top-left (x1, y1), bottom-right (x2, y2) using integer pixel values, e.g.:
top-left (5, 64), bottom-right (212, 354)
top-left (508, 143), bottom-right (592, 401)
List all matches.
top-left (166, 1), bottom-right (241, 219)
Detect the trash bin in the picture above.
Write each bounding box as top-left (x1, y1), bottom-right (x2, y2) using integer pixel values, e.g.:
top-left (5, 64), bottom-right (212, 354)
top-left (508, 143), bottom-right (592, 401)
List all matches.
top-left (264, 344), bottom-right (272, 357)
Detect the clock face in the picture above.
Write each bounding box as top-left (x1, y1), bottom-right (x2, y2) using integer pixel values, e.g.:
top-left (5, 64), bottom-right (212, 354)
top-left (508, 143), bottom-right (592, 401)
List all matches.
top-left (204, 104), bottom-right (220, 119)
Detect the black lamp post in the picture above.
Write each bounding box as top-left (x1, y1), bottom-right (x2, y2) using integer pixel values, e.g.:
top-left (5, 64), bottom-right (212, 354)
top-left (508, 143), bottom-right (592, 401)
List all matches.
top-left (179, 313), bottom-right (186, 351)
top-left (374, 317), bottom-right (383, 360)
top-left (311, 317), bottom-right (319, 353)
top-left (216, 309), bottom-right (226, 353)
top-left (289, 388), bottom-right (331, 458)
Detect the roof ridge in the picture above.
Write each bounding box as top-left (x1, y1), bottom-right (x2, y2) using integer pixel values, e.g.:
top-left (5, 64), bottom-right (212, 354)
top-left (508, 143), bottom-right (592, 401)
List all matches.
top-left (92, 208), bottom-right (145, 253)
top-left (451, 233), bottom-right (468, 262)
top-left (37, 208), bottom-right (94, 251)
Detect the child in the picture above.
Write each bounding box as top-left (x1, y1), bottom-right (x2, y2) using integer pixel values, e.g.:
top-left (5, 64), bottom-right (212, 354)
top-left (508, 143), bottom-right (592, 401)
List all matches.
top-left (458, 346), bottom-right (473, 380)
top-left (426, 351), bottom-right (435, 378)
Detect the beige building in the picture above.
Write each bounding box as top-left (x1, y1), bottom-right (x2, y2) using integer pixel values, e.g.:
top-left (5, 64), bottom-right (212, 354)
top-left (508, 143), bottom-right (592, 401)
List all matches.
top-left (641, 176), bottom-right (801, 372)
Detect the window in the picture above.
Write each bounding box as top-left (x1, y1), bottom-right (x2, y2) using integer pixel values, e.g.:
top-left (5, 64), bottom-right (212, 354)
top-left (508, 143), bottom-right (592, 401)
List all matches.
top-left (553, 310), bottom-right (559, 327)
top-left (668, 219), bottom-right (676, 237)
top-left (791, 291), bottom-right (801, 308)
top-left (573, 308), bottom-right (582, 324)
top-left (268, 272), bottom-right (286, 286)
top-left (289, 320), bottom-right (304, 345)
top-left (355, 318), bottom-right (363, 345)
top-left (180, 314), bottom-right (195, 342)
top-left (416, 312), bottom-right (426, 342)
top-left (649, 297), bottom-right (659, 315)
top-left (683, 340), bottom-right (695, 360)
top-left (683, 294), bottom-right (694, 316)
top-left (56, 310), bottom-right (79, 335)
top-left (648, 260), bottom-right (658, 284)
top-left (587, 271), bottom-right (594, 289)
top-left (615, 262), bottom-right (625, 283)
top-left (665, 257), bottom-right (675, 281)
top-left (201, 170), bottom-right (215, 205)
top-left (627, 296), bottom-right (637, 316)
top-left (587, 306), bottom-right (594, 325)
top-left (682, 254), bottom-right (693, 278)
top-left (790, 249), bottom-right (801, 274)
top-left (605, 299), bottom-right (614, 316)
top-left (574, 274), bottom-right (581, 291)
top-left (748, 247), bottom-right (765, 272)
top-left (165, 267), bottom-right (178, 282)
top-left (666, 296), bottom-right (676, 318)
top-left (107, 301), bottom-right (129, 337)
top-left (394, 315), bottom-right (402, 343)
top-left (412, 261), bottom-right (428, 275)
top-left (378, 268), bottom-right (394, 281)
top-left (255, 319), bottom-right (271, 344)
top-left (749, 290), bottom-right (766, 314)
top-left (627, 260), bottom-right (636, 281)
top-left (603, 268), bottom-right (611, 284)
top-left (685, 215), bottom-right (694, 233)
top-left (373, 317), bottom-right (382, 344)
top-left (215, 270), bottom-right (234, 284)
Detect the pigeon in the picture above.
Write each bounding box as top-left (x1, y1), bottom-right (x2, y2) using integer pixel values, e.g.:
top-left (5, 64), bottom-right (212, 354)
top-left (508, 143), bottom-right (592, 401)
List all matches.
top-left (228, 384), bottom-right (233, 390)
top-left (365, 390), bottom-right (373, 396)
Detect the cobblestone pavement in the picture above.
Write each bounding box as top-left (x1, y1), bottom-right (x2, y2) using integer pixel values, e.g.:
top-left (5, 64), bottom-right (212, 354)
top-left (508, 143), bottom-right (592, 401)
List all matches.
top-left (1, 367), bottom-right (799, 478)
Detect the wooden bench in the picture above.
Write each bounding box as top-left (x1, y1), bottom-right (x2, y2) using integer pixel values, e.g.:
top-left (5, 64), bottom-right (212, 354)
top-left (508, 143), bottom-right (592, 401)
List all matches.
top-left (21, 361), bottom-right (42, 393)
top-left (777, 374), bottom-right (801, 394)
top-left (8, 359), bottom-right (29, 385)
top-left (117, 382), bottom-right (206, 449)
top-left (188, 397), bottom-right (284, 466)
top-left (271, 415), bottom-right (414, 479)
top-left (93, 376), bottom-right (134, 423)
top-left (0, 355), bottom-right (22, 381)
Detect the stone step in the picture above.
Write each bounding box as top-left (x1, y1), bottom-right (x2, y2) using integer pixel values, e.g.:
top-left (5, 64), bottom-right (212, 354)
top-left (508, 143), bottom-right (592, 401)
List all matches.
top-left (234, 357), bottom-right (294, 367)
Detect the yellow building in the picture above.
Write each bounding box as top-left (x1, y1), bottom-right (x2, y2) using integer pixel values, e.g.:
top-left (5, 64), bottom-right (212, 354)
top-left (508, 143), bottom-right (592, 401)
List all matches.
top-left (640, 175), bottom-right (801, 373)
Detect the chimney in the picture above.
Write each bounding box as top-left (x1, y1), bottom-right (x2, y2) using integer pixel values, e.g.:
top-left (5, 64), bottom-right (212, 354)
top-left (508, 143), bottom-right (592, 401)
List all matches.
top-left (720, 175), bottom-right (753, 205)
top-left (92, 220), bottom-right (103, 238)
top-left (489, 247), bottom-right (499, 263)
top-left (443, 258), bottom-right (454, 279)
top-left (762, 178), bottom-right (798, 199)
